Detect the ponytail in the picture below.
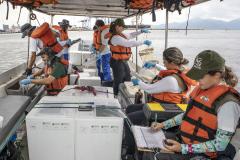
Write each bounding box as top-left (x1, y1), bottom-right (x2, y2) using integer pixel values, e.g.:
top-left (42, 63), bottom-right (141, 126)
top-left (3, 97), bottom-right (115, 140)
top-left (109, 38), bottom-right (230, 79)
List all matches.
top-left (109, 22), bottom-right (117, 35)
top-left (180, 58), bottom-right (189, 65)
top-left (163, 47), bottom-right (189, 66)
top-left (223, 66), bottom-right (238, 87)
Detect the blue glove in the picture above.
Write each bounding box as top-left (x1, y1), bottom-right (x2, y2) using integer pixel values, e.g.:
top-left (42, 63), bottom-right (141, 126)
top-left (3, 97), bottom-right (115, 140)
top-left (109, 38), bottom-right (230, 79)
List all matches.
top-left (143, 40), bottom-right (152, 46)
top-left (141, 28), bottom-right (151, 33)
top-left (131, 79), bottom-right (140, 86)
top-left (66, 39), bottom-right (72, 46)
top-left (27, 75), bottom-right (34, 79)
top-left (143, 62), bottom-right (156, 69)
top-left (19, 79), bottom-right (32, 86)
top-left (96, 54), bottom-right (102, 61)
top-left (90, 45), bottom-right (97, 54)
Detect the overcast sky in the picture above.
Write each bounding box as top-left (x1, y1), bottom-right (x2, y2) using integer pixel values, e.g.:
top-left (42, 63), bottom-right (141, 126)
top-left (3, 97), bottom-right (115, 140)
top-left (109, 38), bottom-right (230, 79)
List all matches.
top-left (0, 0), bottom-right (240, 27)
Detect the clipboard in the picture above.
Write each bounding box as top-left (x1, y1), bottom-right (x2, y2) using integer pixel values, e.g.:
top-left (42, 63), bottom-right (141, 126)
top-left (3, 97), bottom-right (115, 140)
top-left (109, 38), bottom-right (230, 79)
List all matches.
top-left (131, 126), bottom-right (167, 152)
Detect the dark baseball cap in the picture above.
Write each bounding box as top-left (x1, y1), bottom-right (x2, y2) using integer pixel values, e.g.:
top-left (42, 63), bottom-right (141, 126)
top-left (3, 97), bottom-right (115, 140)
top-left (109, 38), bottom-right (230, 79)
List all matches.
top-left (20, 23), bottom-right (36, 38)
top-left (114, 18), bottom-right (126, 28)
top-left (58, 19), bottom-right (72, 27)
top-left (186, 50), bottom-right (225, 80)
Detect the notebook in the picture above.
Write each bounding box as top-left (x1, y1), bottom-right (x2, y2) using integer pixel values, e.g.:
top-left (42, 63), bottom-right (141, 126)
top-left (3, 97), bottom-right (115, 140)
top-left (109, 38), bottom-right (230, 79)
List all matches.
top-left (131, 125), bottom-right (166, 152)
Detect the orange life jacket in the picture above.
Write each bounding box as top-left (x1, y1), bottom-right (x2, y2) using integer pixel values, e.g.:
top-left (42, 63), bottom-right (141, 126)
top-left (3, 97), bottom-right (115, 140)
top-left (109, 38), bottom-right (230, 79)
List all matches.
top-left (104, 32), bottom-right (112, 39)
top-left (95, 25), bottom-right (110, 51)
top-left (44, 64), bottom-right (68, 96)
top-left (93, 30), bottom-right (100, 50)
top-left (52, 25), bottom-right (69, 41)
top-left (10, 0), bottom-right (57, 8)
top-left (184, 0), bottom-right (196, 5)
top-left (180, 85), bottom-right (240, 158)
top-left (129, 0), bottom-right (153, 10)
top-left (31, 22), bottom-right (63, 54)
top-left (109, 33), bottom-right (132, 61)
top-left (151, 70), bottom-right (196, 104)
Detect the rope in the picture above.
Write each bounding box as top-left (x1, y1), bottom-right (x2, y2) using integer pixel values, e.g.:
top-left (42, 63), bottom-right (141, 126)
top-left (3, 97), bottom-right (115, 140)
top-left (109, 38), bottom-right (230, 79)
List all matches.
top-left (185, 6), bottom-right (191, 36)
top-left (17, 6), bottom-right (23, 25)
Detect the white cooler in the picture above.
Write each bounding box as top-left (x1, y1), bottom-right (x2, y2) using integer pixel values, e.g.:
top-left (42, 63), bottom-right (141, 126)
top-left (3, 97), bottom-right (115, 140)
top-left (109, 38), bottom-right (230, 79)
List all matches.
top-left (26, 96), bottom-right (124, 160)
top-left (83, 68), bottom-right (97, 76)
top-left (70, 72), bottom-right (90, 85)
top-left (79, 76), bottom-right (101, 86)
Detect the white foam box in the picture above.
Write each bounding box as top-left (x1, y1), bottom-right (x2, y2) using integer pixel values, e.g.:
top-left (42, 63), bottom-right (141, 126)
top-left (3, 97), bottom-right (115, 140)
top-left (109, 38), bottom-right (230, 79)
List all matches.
top-left (69, 51), bottom-right (82, 65)
top-left (69, 72), bottom-right (90, 85)
top-left (58, 85), bottom-right (114, 99)
top-left (83, 68), bottom-right (97, 76)
top-left (79, 76), bottom-right (101, 86)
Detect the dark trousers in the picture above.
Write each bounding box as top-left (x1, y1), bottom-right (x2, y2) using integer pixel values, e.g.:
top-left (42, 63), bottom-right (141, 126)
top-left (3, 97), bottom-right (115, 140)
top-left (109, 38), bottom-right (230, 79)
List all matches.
top-left (126, 104), bottom-right (146, 125)
top-left (110, 58), bottom-right (131, 96)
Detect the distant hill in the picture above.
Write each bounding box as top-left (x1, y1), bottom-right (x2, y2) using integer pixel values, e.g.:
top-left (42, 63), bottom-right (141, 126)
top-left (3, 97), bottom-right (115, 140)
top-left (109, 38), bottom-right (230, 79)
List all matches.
top-left (151, 18), bottom-right (240, 30)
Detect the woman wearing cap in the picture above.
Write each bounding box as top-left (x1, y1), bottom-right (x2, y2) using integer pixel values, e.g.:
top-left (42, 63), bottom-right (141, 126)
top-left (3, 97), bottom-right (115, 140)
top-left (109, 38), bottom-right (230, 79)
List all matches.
top-left (108, 18), bottom-right (152, 97)
top-left (148, 50), bottom-right (240, 160)
top-left (127, 47), bottom-right (196, 125)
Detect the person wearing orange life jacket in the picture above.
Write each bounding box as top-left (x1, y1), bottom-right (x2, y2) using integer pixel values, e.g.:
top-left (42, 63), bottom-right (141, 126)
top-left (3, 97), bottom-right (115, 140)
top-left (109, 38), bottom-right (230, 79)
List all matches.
top-left (148, 50), bottom-right (240, 160)
top-left (109, 18), bottom-right (152, 96)
top-left (19, 47), bottom-right (68, 96)
top-left (52, 19), bottom-right (72, 61)
top-left (94, 20), bottom-right (112, 83)
top-left (20, 23), bottom-right (70, 76)
top-left (126, 47), bottom-right (196, 125)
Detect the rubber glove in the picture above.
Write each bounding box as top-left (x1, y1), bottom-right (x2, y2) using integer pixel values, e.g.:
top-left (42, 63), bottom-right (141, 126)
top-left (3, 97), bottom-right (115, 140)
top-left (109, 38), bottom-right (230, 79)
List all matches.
top-left (19, 79), bottom-right (32, 86)
top-left (143, 40), bottom-right (152, 46)
top-left (143, 62), bottom-right (156, 69)
top-left (66, 39), bottom-right (72, 47)
top-left (132, 79), bottom-right (140, 86)
top-left (96, 54), bottom-right (102, 61)
top-left (27, 75), bottom-right (34, 79)
top-left (141, 28), bottom-right (151, 33)
top-left (90, 45), bottom-right (97, 54)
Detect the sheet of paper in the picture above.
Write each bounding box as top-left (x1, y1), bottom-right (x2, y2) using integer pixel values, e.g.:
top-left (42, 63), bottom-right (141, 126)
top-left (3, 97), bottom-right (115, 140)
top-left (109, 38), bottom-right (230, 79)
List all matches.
top-left (132, 126), bottom-right (166, 149)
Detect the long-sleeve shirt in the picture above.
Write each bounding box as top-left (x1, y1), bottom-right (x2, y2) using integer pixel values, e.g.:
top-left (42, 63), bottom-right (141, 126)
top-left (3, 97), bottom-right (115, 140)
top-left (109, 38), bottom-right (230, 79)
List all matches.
top-left (138, 76), bottom-right (182, 94)
top-left (138, 64), bottom-right (181, 94)
top-left (162, 101), bottom-right (240, 154)
top-left (110, 31), bottom-right (144, 48)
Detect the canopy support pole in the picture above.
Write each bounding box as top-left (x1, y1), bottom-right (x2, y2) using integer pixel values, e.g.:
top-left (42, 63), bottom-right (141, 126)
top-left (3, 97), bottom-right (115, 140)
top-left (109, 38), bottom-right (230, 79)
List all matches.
top-left (26, 9), bottom-right (32, 69)
top-left (50, 14), bottom-right (54, 26)
top-left (165, 10), bottom-right (169, 50)
top-left (135, 14), bottom-right (139, 73)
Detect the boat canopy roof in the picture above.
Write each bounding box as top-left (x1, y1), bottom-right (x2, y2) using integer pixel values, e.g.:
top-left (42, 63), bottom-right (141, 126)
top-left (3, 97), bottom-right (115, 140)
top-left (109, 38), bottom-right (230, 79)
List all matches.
top-left (33, 0), bottom-right (210, 18)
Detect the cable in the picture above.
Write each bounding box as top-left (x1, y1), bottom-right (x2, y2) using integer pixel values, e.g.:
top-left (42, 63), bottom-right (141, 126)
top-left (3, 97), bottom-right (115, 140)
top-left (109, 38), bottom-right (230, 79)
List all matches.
top-left (185, 6), bottom-right (192, 36)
